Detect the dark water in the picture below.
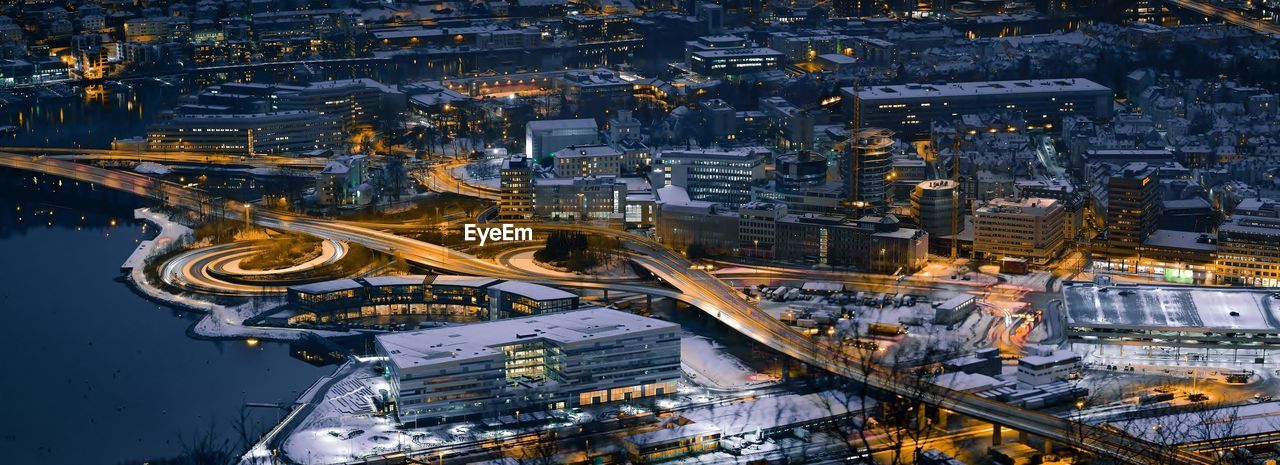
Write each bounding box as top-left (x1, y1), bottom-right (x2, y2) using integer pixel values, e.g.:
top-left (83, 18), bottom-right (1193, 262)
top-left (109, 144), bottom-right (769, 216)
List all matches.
top-left (0, 195), bottom-right (327, 464)
top-left (0, 85), bottom-right (183, 149)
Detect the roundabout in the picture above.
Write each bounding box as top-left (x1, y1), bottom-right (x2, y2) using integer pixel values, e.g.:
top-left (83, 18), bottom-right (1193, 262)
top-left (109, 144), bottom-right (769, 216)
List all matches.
top-left (159, 238), bottom-right (349, 295)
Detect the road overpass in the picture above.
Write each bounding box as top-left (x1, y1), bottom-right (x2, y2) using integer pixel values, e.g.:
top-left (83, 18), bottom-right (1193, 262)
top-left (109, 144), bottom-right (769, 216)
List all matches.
top-left (0, 152), bottom-right (1216, 465)
top-left (1162, 0), bottom-right (1280, 37)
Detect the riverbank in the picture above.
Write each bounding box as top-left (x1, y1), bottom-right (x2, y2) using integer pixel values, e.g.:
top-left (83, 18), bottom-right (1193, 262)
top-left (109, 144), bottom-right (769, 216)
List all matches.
top-left (125, 207), bottom-right (352, 342)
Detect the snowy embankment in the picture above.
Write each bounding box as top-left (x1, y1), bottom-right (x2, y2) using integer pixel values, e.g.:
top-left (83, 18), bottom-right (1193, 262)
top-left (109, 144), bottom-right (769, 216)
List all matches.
top-left (682, 334), bottom-right (778, 391)
top-left (125, 208), bottom-right (348, 341)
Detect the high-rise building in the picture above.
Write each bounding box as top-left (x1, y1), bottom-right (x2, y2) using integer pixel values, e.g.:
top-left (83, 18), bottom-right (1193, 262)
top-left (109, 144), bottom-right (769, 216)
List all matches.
top-left (842, 128), bottom-right (895, 207)
top-left (973, 197), bottom-right (1065, 265)
top-left (377, 308), bottom-right (680, 424)
top-left (911, 180), bottom-right (960, 238)
top-left (499, 156), bottom-right (533, 221)
top-left (1099, 163), bottom-right (1160, 270)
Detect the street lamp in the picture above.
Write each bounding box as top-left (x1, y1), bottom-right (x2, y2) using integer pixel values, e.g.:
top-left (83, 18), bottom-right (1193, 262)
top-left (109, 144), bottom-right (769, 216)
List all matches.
top-left (243, 203), bottom-right (251, 230)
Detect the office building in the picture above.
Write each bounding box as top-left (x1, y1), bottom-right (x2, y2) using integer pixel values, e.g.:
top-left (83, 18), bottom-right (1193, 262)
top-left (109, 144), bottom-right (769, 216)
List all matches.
top-left (533, 176), bottom-right (627, 221)
top-left (1217, 214), bottom-right (1280, 287)
top-left (652, 148), bottom-right (767, 209)
top-left (911, 180), bottom-right (960, 238)
top-left (843, 128), bottom-right (895, 207)
top-left (973, 197), bottom-right (1065, 265)
top-left (1098, 163), bottom-right (1160, 271)
top-left (775, 214), bottom-right (927, 273)
top-left (775, 151), bottom-right (827, 191)
top-left (842, 79), bottom-right (1113, 137)
top-left (376, 308), bottom-right (680, 424)
top-left (287, 275), bottom-right (579, 324)
top-left (145, 111), bottom-right (342, 155)
top-left (552, 144), bottom-right (623, 178)
top-left (525, 119), bottom-right (599, 162)
top-left (499, 156), bottom-right (534, 221)
top-left (688, 48), bottom-right (784, 78)
top-left (654, 185), bottom-right (741, 252)
top-left (739, 201), bottom-right (787, 257)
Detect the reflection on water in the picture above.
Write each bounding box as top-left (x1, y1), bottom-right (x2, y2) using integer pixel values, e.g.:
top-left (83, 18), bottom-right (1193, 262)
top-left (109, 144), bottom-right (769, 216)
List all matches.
top-left (0, 195), bottom-right (327, 464)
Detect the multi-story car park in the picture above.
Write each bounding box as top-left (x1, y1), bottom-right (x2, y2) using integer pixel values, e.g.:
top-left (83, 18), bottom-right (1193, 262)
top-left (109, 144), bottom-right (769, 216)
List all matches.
top-left (374, 308), bottom-right (680, 424)
top-left (286, 275), bottom-right (579, 324)
top-left (1061, 282), bottom-right (1280, 365)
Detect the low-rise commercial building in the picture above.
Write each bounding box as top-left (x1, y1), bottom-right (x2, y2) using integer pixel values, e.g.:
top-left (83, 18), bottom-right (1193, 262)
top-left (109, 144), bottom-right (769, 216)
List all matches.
top-left (376, 308), bottom-right (680, 424)
top-left (526, 119), bottom-right (599, 162)
top-left (775, 214), bottom-right (928, 273)
top-left (287, 275), bottom-right (578, 324)
top-left (1062, 282), bottom-right (1280, 363)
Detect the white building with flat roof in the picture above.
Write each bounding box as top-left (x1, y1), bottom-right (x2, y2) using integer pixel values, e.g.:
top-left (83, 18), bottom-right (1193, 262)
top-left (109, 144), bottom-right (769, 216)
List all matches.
top-left (552, 144), bottom-right (623, 178)
top-left (376, 308), bottom-right (680, 424)
top-left (525, 118), bottom-right (598, 161)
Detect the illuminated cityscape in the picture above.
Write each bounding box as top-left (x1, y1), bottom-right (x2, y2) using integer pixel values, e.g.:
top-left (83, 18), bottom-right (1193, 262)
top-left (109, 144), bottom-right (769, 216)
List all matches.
top-left (3, 1), bottom-right (1280, 464)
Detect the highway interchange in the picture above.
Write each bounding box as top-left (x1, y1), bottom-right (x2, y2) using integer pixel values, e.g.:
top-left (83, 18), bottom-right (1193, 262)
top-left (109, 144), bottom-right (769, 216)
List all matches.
top-left (0, 151), bottom-right (1218, 465)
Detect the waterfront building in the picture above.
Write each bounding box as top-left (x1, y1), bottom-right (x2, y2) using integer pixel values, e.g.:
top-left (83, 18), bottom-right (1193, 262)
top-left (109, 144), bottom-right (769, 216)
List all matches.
top-left (145, 111), bottom-right (342, 155)
top-left (287, 275), bottom-right (579, 324)
top-left (375, 308), bottom-right (680, 424)
top-left (972, 197), bottom-right (1065, 265)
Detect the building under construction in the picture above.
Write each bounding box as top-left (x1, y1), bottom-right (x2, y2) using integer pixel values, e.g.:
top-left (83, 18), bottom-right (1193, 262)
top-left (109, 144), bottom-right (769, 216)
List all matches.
top-left (842, 127), bottom-right (895, 209)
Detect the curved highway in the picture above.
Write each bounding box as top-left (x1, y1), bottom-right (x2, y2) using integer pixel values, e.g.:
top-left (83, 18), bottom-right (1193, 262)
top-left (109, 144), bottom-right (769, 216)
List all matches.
top-left (0, 152), bottom-right (1215, 465)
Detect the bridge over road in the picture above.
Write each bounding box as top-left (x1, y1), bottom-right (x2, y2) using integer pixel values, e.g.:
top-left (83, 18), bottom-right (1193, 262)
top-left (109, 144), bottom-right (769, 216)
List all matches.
top-left (0, 152), bottom-right (1218, 465)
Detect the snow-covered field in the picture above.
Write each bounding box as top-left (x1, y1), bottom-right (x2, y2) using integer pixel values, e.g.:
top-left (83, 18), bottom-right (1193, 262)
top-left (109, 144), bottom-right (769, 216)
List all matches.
top-left (682, 334), bottom-right (778, 391)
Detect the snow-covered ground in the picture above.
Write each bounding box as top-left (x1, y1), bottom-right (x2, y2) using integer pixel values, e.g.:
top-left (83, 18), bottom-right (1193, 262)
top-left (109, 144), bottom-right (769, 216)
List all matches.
top-left (682, 334), bottom-right (778, 391)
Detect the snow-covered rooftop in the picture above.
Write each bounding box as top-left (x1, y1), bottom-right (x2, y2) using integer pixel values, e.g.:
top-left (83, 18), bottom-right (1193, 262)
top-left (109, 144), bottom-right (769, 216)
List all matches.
top-left (1062, 283), bottom-right (1280, 331)
top-left (376, 308), bottom-right (677, 369)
